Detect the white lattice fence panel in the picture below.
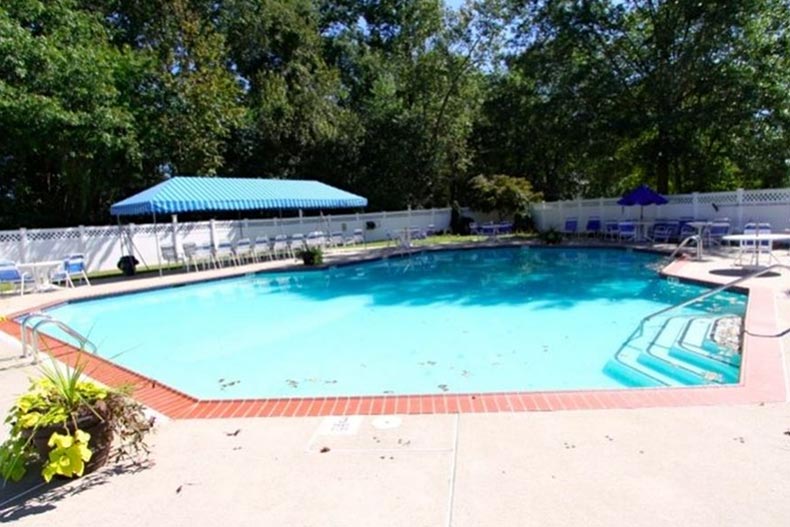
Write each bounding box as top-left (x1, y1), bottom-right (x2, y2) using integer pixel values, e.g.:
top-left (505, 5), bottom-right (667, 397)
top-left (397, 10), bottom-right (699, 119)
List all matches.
top-left (24, 227), bottom-right (83, 267)
top-left (742, 188), bottom-right (790, 204)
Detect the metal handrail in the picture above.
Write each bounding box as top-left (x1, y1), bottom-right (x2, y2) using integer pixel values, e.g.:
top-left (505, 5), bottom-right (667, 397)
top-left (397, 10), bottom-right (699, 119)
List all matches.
top-left (645, 263), bottom-right (790, 326)
top-left (668, 235), bottom-right (700, 261)
top-left (613, 263), bottom-right (790, 382)
top-left (19, 312), bottom-right (97, 362)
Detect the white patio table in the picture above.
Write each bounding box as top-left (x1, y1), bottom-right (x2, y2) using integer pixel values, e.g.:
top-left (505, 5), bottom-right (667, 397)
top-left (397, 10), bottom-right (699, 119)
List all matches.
top-left (17, 260), bottom-right (63, 292)
top-left (722, 233), bottom-right (790, 269)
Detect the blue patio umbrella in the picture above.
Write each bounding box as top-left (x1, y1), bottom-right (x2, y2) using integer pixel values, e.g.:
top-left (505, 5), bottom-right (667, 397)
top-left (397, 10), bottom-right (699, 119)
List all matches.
top-left (617, 184), bottom-right (668, 219)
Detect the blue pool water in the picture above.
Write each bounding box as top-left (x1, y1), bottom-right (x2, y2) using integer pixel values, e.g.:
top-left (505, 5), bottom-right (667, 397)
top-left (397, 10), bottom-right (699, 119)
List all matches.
top-left (43, 247), bottom-right (746, 399)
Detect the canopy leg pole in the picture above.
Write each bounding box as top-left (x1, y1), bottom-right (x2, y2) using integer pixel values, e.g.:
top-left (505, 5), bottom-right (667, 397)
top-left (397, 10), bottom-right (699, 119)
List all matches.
top-left (116, 216), bottom-right (127, 256)
top-left (153, 212), bottom-right (163, 277)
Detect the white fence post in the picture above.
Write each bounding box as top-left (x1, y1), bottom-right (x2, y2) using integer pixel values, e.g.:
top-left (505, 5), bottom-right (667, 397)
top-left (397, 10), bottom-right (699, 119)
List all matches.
top-left (18, 228), bottom-right (27, 263)
top-left (692, 192), bottom-right (699, 219)
top-left (78, 225), bottom-right (87, 256)
top-left (209, 219), bottom-right (217, 250)
top-left (171, 215), bottom-right (179, 256)
top-left (736, 188), bottom-right (744, 230)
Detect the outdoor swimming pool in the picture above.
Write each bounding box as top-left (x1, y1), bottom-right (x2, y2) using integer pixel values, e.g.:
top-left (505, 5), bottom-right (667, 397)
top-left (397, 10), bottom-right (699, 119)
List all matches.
top-left (43, 247), bottom-right (746, 399)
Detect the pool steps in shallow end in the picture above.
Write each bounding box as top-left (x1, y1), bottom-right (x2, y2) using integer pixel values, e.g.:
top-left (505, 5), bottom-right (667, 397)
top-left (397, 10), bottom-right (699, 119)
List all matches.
top-left (603, 316), bottom-right (741, 388)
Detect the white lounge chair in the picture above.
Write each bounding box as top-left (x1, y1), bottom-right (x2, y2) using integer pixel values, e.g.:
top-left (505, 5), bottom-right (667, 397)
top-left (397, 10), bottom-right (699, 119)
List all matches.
top-left (233, 238), bottom-right (253, 264)
top-left (252, 236), bottom-right (271, 262)
top-left (51, 254), bottom-right (91, 287)
top-left (0, 260), bottom-right (31, 295)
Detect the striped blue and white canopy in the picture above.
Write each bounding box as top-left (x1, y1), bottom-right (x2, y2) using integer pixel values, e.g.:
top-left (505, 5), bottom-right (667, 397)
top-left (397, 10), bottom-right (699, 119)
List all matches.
top-left (110, 177), bottom-right (368, 216)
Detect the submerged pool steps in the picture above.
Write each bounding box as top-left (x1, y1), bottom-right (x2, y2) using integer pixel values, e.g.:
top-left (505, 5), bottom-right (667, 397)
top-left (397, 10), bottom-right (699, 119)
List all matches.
top-left (605, 315), bottom-right (742, 388)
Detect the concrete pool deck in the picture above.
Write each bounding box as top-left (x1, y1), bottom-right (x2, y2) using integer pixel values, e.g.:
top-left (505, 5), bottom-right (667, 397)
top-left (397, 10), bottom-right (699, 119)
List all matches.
top-left (1, 240), bottom-right (789, 525)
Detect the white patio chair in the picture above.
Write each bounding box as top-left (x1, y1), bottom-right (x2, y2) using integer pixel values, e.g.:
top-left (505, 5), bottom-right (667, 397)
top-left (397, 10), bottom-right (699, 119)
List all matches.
top-left (0, 260), bottom-right (31, 295)
top-left (352, 229), bottom-right (365, 245)
top-left (195, 243), bottom-right (217, 269)
top-left (288, 234), bottom-right (305, 258)
top-left (233, 238), bottom-right (253, 264)
top-left (330, 231), bottom-right (344, 247)
top-left (51, 254), bottom-right (91, 287)
top-left (159, 245), bottom-right (180, 268)
top-left (252, 236), bottom-right (271, 262)
top-left (617, 221), bottom-right (637, 242)
top-left (214, 240), bottom-right (236, 266)
top-left (272, 235), bottom-right (290, 259)
top-left (305, 231), bottom-right (326, 249)
top-left (737, 223), bottom-right (772, 266)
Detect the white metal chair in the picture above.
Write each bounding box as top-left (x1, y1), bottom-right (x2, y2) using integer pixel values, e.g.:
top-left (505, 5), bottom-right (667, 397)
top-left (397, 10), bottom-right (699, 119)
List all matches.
top-left (233, 238), bottom-right (253, 264)
top-left (288, 234), bottom-right (305, 258)
top-left (252, 236), bottom-right (271, 262)
top-left (617, 221), bottom-right (637, 242)
top-left (604, 221), bottom-right (619, 240)
top-left (329, 231), bottom-right (344, 247)
top-left (737, 223), bottom-right (772, 266)
top-left (706, 222), bottom-right (731, 247)
top-left (0, 260), bottom-right (31, 295)
top-left (272, 235), bottom-right (290, 259)
top-left (214, 240), bottom-right (236, 266)
top-left (187, 243), bottom-right (217, 270)
top-left (305, 231), bottom-right (326, 249)
top-left (160, 245), bottom-right (180, 268)
top-left (51, 254), bottom-right (91, 287)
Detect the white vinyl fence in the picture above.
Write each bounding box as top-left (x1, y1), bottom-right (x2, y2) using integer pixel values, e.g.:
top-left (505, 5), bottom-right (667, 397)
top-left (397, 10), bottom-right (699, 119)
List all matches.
top-left (531, 187), bottom-right (790, 233)
top-left (0, 208), bottom-right (452, 273)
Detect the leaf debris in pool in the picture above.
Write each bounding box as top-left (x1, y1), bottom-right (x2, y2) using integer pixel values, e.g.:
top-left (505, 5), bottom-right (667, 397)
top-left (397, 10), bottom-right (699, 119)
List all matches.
top-left (219, 379), bottom-right (241, 390)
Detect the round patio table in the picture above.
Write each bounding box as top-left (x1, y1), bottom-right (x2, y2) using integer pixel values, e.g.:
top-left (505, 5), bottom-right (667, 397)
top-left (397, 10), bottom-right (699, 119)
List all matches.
top-left (722, 233), bottom-right (790, 269)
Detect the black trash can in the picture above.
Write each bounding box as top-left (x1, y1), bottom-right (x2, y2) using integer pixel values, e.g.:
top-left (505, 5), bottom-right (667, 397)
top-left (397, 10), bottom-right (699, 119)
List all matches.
top-left (117, 256), bottom-right (139, 276)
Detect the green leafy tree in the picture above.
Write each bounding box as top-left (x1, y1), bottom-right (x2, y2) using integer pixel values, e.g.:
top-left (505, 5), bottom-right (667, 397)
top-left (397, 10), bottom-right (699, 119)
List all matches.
top-left (467, 174), bottom-right (540, 220)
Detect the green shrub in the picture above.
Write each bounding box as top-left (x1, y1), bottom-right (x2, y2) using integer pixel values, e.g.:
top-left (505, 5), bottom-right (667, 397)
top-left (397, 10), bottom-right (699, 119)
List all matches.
top-left (538, 228), bottom-right (563, 244)
top-left (298, 246), bottom-right (323, 266)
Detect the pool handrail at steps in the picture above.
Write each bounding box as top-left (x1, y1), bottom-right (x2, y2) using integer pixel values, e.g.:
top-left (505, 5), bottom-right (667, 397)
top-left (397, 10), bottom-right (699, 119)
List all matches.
top-left (614, 263), bottom-right (790, 383)
top-left (648, 263), bottom-right (790, 328)
top-left (19, 312), bottom-right (98, 363)
top-left (668, 235), bottom-right (701, 261)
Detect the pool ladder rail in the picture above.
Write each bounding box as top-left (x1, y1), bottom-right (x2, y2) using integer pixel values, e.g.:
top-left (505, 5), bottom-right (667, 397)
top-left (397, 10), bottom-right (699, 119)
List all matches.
top-left (668, 235), bottom-right (701, 261)
top-left (613, 263), bottom-right (790, 385)
top-left (18, 312), bottom-right (98, 363)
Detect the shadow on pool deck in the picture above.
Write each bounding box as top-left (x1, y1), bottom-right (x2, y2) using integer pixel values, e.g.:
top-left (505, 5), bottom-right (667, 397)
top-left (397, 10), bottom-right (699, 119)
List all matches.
top-left (0, 459), bottom-right (153, 522)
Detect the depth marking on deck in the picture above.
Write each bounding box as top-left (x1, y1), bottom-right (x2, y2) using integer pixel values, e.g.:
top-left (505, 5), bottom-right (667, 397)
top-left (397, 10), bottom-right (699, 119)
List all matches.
top-left (316, 415), bottom-right (363, 436)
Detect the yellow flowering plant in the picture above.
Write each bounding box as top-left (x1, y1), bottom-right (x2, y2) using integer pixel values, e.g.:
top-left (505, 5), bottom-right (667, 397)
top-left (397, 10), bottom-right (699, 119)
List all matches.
top-left (0, 353), bottom-right (152, 484)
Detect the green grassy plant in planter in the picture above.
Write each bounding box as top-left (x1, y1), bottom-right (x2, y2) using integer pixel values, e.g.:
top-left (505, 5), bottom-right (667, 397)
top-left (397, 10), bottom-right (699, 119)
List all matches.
top-left (0, 354), bottom-right (152, 484)
top-left (298, 247), bottom-right (323, 266)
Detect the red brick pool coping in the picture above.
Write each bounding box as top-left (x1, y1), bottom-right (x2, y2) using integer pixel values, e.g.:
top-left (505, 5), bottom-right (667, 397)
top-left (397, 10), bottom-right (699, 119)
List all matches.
top-left (1, 257), bottom-right (786, 418)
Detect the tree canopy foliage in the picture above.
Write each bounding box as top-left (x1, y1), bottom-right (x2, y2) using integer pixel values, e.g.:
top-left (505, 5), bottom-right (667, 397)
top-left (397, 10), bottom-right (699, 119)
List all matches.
top-left (1, 0), bottom-right (788, 227)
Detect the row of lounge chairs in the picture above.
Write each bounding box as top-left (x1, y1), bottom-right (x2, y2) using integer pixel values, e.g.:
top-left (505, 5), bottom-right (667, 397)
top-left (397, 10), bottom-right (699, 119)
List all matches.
top-left (387, 225), bottom-right (438, 247)
top-left (164, 230), bottom-right (367, 271)
top-left (562, 217), bottom-right (734, 244)
top-left (470, 222), bottom-right (514, 236)
top-left (562, 217), bottom-right (778, 250)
